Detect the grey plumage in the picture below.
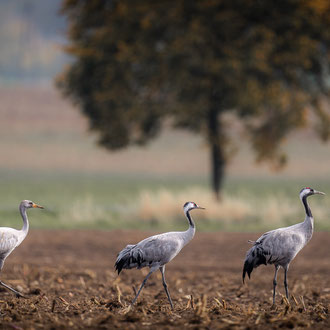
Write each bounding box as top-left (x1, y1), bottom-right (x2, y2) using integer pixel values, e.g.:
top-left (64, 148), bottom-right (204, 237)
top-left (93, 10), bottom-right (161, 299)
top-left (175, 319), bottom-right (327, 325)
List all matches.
top-left (0, 200), bottom-right (43, 297)
top-left (115, 201), bottom-right (205, 309)
top-left (243, 187), bottom-right (325, 304)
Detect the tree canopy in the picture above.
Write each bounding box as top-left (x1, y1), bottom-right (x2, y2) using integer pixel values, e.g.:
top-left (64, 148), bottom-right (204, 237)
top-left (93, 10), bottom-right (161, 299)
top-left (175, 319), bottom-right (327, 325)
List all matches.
top-left (58, 0), bottom-right (330, 198)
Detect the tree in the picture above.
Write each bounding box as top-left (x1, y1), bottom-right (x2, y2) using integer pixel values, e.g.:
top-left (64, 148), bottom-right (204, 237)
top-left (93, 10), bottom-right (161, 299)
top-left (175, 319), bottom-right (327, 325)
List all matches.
top-left (58, 0), bottom-right (330, 199)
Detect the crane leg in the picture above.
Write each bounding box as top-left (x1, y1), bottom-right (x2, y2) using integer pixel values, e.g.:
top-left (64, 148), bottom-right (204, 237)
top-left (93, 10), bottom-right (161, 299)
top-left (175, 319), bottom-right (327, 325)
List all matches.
top-left (131, 269), bottom-right (154, 306)
top-left (159, 265), bottom-right (174, 310)
top-left (0, 281), bottom-right (24, 298)
top-left (272, 265), bottom-right (280, 305)
top-left (284, 266), bottom-right (289, 299)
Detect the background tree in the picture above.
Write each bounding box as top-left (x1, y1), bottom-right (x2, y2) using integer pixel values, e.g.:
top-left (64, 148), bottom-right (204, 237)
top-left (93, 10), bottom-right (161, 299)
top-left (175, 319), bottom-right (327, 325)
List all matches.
top-left (58, 0), bottom-right (330, 199)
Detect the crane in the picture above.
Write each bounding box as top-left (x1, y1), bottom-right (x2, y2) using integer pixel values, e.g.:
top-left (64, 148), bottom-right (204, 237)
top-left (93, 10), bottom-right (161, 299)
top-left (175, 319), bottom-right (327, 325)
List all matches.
top-left (242, 187), bottom-right (325, 304)
top-left (115, 201), bottom-right (205, 309)
top-left (0, 200), bottom-right (43, 297)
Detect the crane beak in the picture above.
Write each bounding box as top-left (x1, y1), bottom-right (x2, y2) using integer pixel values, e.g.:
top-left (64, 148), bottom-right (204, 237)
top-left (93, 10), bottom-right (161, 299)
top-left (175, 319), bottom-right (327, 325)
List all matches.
top-left (32, 203), bottom-right (44, 209)
top-left (197, 205), bottom-right (205, 210)
top-left (314, 190), bottom-right (325, 196)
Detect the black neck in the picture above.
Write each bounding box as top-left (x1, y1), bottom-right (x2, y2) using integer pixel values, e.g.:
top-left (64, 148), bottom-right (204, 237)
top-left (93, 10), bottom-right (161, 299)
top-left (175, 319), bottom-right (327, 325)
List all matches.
top-left (302, 195), bottom-right (312, 218)
top-left (185, 210), bottom-right (195, 228)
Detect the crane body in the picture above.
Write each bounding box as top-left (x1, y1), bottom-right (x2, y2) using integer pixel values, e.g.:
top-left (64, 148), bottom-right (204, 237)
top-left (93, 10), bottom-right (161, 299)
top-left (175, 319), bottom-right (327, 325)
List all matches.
top-left (0, 200), bottom-right (43, 297)
top-left (115, 201), bottom-right (204, 309)
top-left (243, 187), bottom-right (325, 304)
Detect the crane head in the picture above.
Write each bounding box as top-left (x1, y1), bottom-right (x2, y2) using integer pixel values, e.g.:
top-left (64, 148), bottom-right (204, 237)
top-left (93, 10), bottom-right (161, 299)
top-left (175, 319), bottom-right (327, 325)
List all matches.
top-left (183, 201), bottom-right (205, 213)
top-left (299, 187), bottom-right (325, 200)
top-left (20, 200), bottom-right (44, 209)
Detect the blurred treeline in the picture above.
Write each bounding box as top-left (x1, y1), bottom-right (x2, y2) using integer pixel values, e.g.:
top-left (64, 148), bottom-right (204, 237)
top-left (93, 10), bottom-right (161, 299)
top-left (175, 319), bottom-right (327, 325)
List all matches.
top-left (0, 0), bottom-right (67, 83)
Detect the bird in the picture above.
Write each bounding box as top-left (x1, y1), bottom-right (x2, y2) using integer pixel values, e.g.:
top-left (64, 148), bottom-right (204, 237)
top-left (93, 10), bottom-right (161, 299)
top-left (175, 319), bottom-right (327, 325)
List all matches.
top-left (242, 187), bottom-right (325, 305)
top-left (115, 201), bottom-right (205, 309)
top-left (0, 200), bottom-right (43, 297)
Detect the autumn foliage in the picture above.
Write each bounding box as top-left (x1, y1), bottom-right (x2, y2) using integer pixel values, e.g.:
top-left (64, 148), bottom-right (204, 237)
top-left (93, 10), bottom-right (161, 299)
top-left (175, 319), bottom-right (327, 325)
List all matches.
top-left (58, 0), bottom-right (330, 197)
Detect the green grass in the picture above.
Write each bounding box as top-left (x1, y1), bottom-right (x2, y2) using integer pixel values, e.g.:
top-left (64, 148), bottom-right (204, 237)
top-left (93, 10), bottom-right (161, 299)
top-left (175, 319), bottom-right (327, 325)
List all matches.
top-left (1, 169), bottom-right (329, 232)
top-left (1, 86), bottom-right (330, 232)
top-left (0, 169), bottom-right (204, 229)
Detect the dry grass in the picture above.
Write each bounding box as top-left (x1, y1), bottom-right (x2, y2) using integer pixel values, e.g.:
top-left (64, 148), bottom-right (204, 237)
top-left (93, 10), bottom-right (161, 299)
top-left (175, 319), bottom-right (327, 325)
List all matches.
top-left (61, 195), bottom-right (107, 224)
top-left (135, 187), bottom-right (329, 230)
top-left (137, 187), bottom-right (251, 223)
top-left (27, 184), bottom-right (328, 231)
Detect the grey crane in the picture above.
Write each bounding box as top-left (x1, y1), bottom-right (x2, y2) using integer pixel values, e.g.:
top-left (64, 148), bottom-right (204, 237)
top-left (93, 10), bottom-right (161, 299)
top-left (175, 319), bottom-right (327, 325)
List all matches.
top-left (115, 201), bottom-right (205, 309)
top-left (0, 200), bottom-right (43, 297)
top-left (243, 187), bottom-right (325, 304)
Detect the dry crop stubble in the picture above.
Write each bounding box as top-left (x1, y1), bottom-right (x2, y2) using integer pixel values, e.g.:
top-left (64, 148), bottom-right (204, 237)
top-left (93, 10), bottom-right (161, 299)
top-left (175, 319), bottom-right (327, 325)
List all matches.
top-left (0, 230), bottom-right (328, 329)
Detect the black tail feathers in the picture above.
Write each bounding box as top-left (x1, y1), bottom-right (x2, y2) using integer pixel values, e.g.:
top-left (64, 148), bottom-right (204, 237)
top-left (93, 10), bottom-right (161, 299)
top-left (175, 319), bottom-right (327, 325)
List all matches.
top-left (114, 245), bottom-right (135, 275)
top-left (242, 245), bottom-right (267, 283)
top-left (115, 257), bottom-right (126, 275)
top-left (115, 244), bottom-right (144, 275)
top-left (242, 259), bottom-right (253, 283)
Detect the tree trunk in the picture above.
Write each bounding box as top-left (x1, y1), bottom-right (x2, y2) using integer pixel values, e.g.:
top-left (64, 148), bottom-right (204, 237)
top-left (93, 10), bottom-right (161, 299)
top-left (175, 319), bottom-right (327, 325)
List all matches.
top-left (208, 108), bottom-right (225, 201)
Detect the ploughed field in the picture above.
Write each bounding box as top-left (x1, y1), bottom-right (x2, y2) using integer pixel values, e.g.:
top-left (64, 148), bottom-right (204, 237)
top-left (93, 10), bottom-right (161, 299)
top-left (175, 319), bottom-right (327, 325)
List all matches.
top-left (0, 230), bottom-right (329, 329)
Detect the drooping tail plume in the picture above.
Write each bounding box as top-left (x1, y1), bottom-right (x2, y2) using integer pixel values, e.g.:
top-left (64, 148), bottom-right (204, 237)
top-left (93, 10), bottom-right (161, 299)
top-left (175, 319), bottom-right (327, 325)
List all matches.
top-left (115, 244), bottom-right (145, 275)
top-left (242, 244), bottom-right (267, 283)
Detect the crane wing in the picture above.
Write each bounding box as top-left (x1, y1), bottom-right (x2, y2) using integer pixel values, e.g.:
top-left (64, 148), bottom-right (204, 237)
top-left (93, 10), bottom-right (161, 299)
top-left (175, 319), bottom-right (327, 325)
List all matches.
top-left (138, 236), bottom-right (181, 265)
top-left (0, 231), bottom-right (19, 261)
top-left (258, 229), bottom-right (303, 260)
top-left (243, 228), bottom-right (305, 282)
top-left (115, 235), bottom-right (182, 274)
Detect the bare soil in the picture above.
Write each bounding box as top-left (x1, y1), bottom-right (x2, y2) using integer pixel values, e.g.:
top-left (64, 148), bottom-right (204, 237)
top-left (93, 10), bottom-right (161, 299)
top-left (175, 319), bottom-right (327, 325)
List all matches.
top-left (0, 230), bottom-right (329, 329)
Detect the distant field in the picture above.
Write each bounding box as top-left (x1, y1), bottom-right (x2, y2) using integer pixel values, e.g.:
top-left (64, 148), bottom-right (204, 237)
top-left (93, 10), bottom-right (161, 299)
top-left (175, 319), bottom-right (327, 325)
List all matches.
top-left (1, 170), bottom-right (329, 232)
top-left (1, 85), bottom-right (330, 178)
top-left (0, 86), bottom-right (330, 231)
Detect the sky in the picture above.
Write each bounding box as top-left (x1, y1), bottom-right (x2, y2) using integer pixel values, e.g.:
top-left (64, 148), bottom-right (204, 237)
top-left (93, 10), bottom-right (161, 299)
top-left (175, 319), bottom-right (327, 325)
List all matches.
top-left (0, 0), bottom-right (68, 83)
